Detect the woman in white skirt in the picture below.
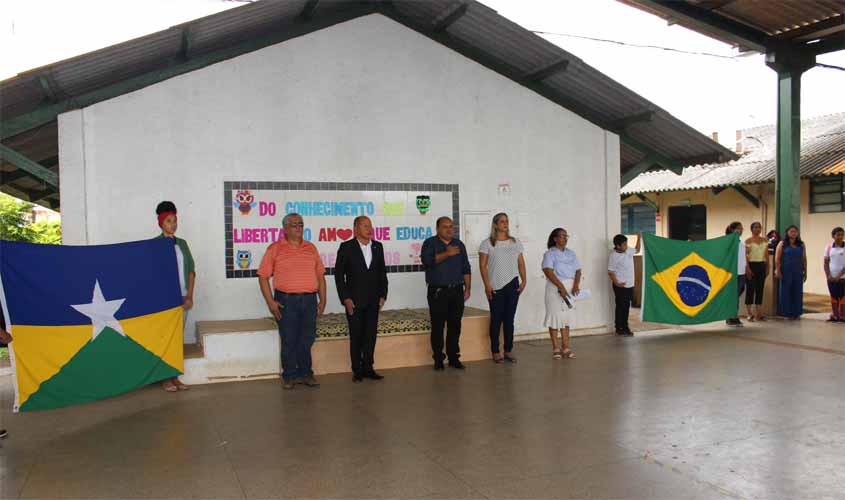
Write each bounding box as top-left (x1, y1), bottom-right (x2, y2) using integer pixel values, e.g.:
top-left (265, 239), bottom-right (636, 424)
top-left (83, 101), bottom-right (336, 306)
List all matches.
top-left (542, 228), bottom-right (582, 359)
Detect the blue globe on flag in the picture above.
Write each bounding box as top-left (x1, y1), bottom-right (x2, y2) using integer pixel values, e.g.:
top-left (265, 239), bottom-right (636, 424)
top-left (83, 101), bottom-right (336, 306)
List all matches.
top-left (676, 265), bottom-right (711, 307)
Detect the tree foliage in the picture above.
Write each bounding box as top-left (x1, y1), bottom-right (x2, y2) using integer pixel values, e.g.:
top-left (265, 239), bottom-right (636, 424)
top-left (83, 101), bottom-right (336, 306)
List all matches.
top-left (0, 193), bottom-right (61, 244)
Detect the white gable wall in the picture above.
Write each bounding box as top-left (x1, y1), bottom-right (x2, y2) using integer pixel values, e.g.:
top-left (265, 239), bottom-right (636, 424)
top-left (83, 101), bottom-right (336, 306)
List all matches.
top-left (59, 14), bottom-right (621, 343)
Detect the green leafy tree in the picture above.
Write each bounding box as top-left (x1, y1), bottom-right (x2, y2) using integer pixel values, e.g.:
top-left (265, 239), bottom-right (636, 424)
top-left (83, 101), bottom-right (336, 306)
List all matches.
top-left (32, 220), bottom-right (62, 244)
top-left (0, 193), bottom-right (60, 244)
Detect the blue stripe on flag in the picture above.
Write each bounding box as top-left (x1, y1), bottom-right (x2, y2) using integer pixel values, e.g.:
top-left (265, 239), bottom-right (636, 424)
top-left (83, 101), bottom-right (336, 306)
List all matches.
top-left (0, 238), bottom-right (182, 326)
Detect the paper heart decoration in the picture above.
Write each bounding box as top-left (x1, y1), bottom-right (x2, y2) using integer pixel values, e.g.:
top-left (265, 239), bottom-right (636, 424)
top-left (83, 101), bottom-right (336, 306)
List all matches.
top-left (338, 229), bottom-right (353, 241)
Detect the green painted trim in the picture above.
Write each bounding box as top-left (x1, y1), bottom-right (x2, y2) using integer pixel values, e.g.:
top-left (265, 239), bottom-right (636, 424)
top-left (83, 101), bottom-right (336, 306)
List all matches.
top-left (299, 0), bottom-right (320, 21)
top-left (620, 136), bottom-right (683, 174)
top-left (808, 37), bottom-right (845, 56)
top-left (772, 67), bottom-right (803, 234)
top-left (0, 144), bottom-right (58, 187)
top-left (635, 193), bottom-right (658, 211)
top-left (0, 4), bottom-right (373, 141)
top-left (432, 1), bottom-right (469, 33)
top-left (611, 110), bottom-right (655, 130)
top-left (636, 0), bottom-right (769, 52)
top-left (524, 59), bottom-right (569, 81)
top-left (732, 185), bottom-right (760, 208)
top-left (180, 26), bottom-right (193, 61)
top-left (621, 158), bottom-right (654, 187)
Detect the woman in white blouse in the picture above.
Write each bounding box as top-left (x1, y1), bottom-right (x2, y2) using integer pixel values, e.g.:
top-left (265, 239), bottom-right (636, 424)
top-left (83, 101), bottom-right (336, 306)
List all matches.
top-left (542, 228), bottom-right (581, 359)
top-left (479, 213), bottom-right (526, 363)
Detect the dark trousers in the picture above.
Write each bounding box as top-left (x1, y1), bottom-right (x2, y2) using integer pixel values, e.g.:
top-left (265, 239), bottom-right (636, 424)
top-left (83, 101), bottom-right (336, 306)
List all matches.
top-left (275, 291), bottom-right (317, 382)
top-left (612, 285), bottom-right (633, 331)
top-left (745, 262), bottom-right (766, 305)
top-left (346, 301), bottom-right (380, 375)
top-left (488, 277), bottom-right (520, 354)
top-left (428, 286), bottom-right (465, 362)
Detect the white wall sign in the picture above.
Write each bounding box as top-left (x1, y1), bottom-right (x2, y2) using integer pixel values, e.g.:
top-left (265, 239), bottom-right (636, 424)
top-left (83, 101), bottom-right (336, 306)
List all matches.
top-left (225, 181), bottom-right (458, 277)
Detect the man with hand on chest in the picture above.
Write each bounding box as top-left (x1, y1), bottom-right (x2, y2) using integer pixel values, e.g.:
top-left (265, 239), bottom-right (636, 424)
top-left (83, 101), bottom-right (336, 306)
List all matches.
top-left (334, 216), bottom-right (389, 382)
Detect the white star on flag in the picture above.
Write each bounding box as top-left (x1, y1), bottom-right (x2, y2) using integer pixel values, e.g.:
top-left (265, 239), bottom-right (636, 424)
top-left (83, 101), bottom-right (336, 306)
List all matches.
top-left (71, 280), bottom-right (127, 341)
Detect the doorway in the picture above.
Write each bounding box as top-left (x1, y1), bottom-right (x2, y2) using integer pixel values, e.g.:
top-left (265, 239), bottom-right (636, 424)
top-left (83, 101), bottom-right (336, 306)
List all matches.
top-left (668, 205), bottom-right (707, 241)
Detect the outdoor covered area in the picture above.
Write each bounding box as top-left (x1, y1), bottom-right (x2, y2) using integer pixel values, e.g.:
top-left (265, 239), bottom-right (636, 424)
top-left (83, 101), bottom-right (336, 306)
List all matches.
top-left (621, 0), bottom-right (845, 234)
top-left (3, 315), bottom-right (845, 499)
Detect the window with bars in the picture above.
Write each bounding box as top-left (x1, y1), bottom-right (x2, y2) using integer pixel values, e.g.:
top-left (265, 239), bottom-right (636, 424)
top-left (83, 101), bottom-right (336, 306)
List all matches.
top-left (621, 203), bottom-right (656, 234)
top-left (810, 176), bottom-right (845, 213)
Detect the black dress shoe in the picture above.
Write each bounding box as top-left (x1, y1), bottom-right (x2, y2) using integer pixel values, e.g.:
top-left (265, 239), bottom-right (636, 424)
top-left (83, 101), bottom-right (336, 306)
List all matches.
top-left (365, 371), bottom-right (384, 380)
top-left (352, 373), bottom-right (363, 383)
top-left (449, 360), bottom-right (466, 370)
top-left (434, 360), bottom-right (445, 371)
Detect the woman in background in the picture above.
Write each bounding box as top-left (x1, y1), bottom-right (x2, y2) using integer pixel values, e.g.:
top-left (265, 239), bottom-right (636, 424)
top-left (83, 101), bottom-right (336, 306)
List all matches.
top-left (775, 225), bottom-right (806, 320)
top-left (823, 227), bottom-right (845, 321)
top-left (745, 222), bottom-right (768, 321)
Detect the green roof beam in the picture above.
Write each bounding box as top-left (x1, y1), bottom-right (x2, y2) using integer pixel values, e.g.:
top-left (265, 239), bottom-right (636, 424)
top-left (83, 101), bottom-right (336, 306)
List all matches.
top-left (0, 144), bottom-right (58, 188)
top-left (621, 158), bottom-right (654, 187)
top-left (0, 3), bottom-right (373, 141)
top-left (620, 135), bottom-right (683, 174)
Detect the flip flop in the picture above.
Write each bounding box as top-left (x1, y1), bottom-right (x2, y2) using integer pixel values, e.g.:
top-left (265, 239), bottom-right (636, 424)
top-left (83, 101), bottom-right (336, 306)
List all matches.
top-left (562, 350), bottom-right (576, 359)
top-left (553, 350), bottom-right (563, 360)
top-left (162, 381), bottom-right (178, 392)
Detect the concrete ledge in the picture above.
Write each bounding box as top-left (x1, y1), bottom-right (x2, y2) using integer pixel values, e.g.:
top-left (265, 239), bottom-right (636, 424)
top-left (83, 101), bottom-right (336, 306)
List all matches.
top-left (183, 308), bottom-right (490, 385)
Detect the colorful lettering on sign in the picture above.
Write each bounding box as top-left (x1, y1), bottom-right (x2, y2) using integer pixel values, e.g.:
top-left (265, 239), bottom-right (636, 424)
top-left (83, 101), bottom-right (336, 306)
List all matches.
top-left (396, 226), bottom-right (433, 240)
top-left (384, 251), bottom-right (401, 265)
top-left (285, 201), bottom-right (375, 217)
top-left (373, 227), bottom-right (391, 240)
top-left (320, 253), bottom-right (337, 268)
top-left (318, 228), bottom-right (354, 242)
top-left (233, 228), bottom-right (312, 243)
top-left (259, 201), bottom-right (277, 216)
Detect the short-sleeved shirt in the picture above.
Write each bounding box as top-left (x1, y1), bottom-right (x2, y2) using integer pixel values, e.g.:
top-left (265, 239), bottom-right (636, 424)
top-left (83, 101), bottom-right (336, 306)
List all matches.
top-left (257, 239), bottom-right (325, 293)
top-left (479, 238), bottom-right (524, 290)
top-left (542, 247), bottom-right (581, 282)
top-left (824, 242), bottom-right (845, 277)
top-left (607, 248), bottom-right (636, 288)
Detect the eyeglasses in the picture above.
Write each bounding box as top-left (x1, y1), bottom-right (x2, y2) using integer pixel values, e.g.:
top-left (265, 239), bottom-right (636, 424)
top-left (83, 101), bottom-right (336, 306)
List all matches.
top-left (287, 222), bottom-right (304, 228)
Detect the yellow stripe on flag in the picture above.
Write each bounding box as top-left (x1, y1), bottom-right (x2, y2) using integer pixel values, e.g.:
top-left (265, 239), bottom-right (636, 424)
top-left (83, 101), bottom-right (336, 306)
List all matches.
top-left (651, 251), bottom-right (733, 317)
top-left (11, 324), bottom-right (93, 408)
top-left (121, 306), bottom-right (184, 373)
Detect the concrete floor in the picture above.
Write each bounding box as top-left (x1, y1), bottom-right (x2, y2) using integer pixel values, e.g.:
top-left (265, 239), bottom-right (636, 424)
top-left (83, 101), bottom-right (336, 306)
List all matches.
top-left (2, 318), bottom-right (845, 499)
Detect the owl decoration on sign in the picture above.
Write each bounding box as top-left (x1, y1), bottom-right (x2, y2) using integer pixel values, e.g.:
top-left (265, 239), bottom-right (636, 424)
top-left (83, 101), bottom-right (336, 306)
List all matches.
top-left (234, 190), bottom-right (257, 215)
top-left (236, 250), bottom-right (252, 270)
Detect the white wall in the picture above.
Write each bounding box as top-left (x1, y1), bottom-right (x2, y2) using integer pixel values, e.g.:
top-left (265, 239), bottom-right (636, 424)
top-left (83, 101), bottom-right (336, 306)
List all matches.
top-left (59, 14), bottom-right (619, 342)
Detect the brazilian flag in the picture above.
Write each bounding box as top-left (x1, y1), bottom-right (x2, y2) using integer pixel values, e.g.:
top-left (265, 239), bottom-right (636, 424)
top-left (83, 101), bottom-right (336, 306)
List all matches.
top-left (642, 233), bottom-right (739, 324)
top-left (0, 239), bottom-right (184, 412)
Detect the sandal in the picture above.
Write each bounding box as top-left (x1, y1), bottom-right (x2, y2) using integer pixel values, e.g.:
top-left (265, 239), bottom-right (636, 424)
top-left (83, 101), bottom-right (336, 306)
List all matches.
top-left (553, 350), bottom-right (563, 360)
top-left (162, 380), bottom-right (178, 392)
top-left (562, 349), bottom-right (576, 359)
top-left (175, 380), bottom-right (190, 391)
top-left (492, 354), bottom-right (504, 364)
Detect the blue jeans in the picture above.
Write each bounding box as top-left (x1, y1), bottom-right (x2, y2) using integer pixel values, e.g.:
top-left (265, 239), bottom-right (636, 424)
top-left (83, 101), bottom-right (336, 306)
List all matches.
top-left (274, 291), bottom-right (317, 381)
top-left (488, 277), bottom-right (520, 354)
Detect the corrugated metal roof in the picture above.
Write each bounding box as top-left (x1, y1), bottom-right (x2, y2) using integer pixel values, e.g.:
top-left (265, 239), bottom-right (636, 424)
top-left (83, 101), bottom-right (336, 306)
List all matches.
top-left (1, 0), bottom-right (736, 210)
top-left (622, 112), bottom-right (845, 194)
top-left (621, 0), bottom-right (845, 53)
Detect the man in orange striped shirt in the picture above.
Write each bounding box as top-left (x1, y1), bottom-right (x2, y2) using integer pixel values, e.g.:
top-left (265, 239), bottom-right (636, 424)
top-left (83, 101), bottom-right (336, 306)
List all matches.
top-left (258, 213), bottom-right (327, 390)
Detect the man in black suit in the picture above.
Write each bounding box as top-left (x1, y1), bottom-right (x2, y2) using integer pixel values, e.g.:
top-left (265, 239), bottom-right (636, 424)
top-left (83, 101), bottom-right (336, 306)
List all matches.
top-left (334, 216), bottom-right (389, 382)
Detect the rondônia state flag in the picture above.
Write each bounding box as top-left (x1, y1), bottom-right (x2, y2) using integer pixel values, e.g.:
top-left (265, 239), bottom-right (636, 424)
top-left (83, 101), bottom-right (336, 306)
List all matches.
top-left (0, 238), bottom-right (184, 411)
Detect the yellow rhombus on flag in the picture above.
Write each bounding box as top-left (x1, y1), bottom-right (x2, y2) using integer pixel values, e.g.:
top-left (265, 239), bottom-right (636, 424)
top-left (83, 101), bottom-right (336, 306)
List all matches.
top-left (651, 251), bottom-right (733, 317)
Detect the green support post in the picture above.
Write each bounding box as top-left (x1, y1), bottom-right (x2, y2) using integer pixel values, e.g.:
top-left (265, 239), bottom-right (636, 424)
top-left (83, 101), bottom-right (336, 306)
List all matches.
top-left (766, 50), bottom-right (814, 235)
